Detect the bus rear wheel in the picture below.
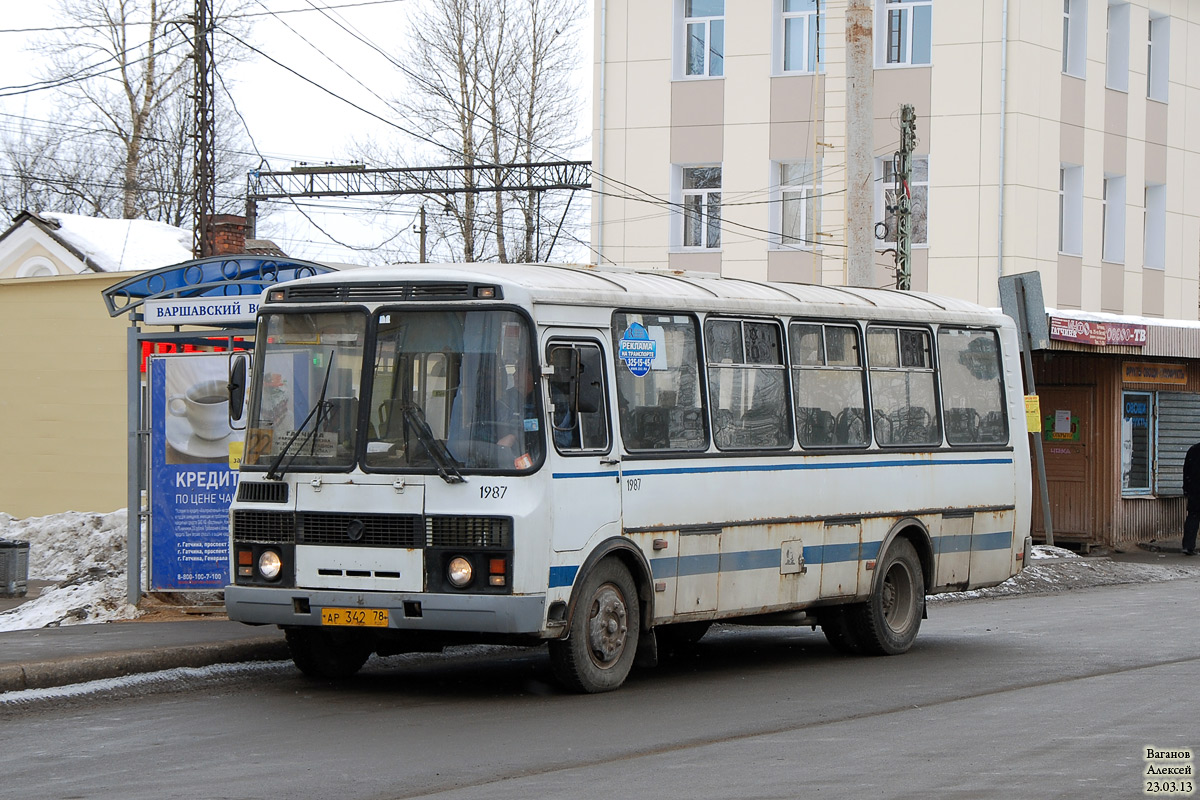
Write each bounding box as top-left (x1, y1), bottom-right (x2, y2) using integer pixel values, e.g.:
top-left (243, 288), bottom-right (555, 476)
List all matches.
top-left (549, 559), bottom-right (640, 693)
top-left (286, 627), bottom-right (373, 680)
top-left (849, 538), bottom-right (924, 655)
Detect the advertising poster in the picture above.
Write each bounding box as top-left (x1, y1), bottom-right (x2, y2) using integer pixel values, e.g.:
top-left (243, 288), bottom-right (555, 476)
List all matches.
top-left (148, 353), bottom-right (244, 591)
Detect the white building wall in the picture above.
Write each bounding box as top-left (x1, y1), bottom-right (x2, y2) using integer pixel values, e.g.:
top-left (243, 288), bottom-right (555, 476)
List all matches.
top-left (593, 0), bottom-right (1200, 321)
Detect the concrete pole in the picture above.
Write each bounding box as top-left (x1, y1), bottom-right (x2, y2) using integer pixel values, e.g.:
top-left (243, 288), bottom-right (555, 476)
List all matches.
top-left (845, 0), bottom-right (875, 287)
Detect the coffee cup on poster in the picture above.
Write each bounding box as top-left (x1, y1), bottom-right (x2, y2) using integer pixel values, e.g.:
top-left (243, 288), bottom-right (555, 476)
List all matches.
top-left (168, 378), bottom-right (231, 441)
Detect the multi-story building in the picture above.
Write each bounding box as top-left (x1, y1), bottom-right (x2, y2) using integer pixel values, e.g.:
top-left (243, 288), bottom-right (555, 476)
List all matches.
top-left (591, 0), bottom-right (1200, 550)
top-left (591, 0), bottom-right (1200, 317)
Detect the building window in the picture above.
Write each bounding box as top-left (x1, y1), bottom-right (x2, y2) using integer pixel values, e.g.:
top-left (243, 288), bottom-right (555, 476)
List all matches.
top-left (878, 0), bottom-right (932, 67)
top-left (780, 0), bottom-right (823, 73)
top-left (681, 166), bottom-right (722, 249)
top-left (1144, 183), bottom-right (1166, 270)
top-left (876, 155), bottom-right (928, 247)
top-left (1148, 14), bottom-right (1169, 102)
top-left (1062, 0), bottom-right (1087, 77)
top-left (776, 161), bottom-right (821, 249)
top-left (1106, 2), bottom-right (1130, 92)
top-left (683, 0), bottom-right (725, 78)
top-left (1059, 164), bottom-right (1083, 256)
top-left (1102, 174), bottom-right (1126, 263)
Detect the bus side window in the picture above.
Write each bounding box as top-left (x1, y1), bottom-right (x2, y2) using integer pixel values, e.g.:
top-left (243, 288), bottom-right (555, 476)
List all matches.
top-left (612, 312), bottom-right (709, 453)
top-left (790, 322), bottom-right (869, 449)
top-left (867, 325), bottom-right (941, 448)
top-left (937, 327), bottom-right (1007, 446)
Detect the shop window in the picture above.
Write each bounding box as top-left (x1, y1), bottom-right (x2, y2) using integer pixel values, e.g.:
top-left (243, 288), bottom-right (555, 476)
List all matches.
top-left (1122, 391), bottom-right (1152, 493)
top-left (1120, 390), bottom-right (1200, 497)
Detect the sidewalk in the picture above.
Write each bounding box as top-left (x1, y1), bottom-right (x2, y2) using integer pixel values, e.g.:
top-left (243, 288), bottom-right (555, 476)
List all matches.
top-left (0, 544), bottom-right (1196, 695)
top-left (0, 606), bottom-right (288, 693)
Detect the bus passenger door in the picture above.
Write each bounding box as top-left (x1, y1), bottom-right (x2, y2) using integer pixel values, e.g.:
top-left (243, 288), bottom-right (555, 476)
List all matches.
top-left (544, 336), bottom-right (621, 554)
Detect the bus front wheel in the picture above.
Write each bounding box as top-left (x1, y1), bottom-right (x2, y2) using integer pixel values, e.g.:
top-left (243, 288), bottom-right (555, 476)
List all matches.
top-left (286, 627), bottom-right (372, 680)
top-left (850, 538), bottom-right (924, 655)
top-left (549, 559), bottom-right (640, 693)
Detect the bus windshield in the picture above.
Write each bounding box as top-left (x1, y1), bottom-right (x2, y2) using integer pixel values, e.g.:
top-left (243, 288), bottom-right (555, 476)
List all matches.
top-left (243, 310), bottom-right (368, 472)
top-left (364, 309), bottom-right (542, 473)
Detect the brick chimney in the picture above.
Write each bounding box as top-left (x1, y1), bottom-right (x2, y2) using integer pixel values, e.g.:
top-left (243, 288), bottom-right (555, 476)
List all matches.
top-left (209, 214), bottom-right (247, 256)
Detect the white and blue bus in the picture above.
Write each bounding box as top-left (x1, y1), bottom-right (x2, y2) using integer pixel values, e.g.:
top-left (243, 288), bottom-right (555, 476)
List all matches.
top-left (224, 263), bottom-right (1032, 692)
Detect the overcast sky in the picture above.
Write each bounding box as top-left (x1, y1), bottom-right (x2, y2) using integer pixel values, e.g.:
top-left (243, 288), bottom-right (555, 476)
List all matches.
top-left (0, 0), bottom-right (593, 264)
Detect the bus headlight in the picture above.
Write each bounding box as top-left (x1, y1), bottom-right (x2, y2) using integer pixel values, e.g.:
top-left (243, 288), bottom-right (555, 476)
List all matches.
top-left (447, 556), bottom-right (473, 588)
top-left (258, 550), bottom-right (283, 581)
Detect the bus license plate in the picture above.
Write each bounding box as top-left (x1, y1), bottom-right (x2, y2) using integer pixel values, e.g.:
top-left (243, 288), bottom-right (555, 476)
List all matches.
top-left (321, 608), bottom-right (389, 627)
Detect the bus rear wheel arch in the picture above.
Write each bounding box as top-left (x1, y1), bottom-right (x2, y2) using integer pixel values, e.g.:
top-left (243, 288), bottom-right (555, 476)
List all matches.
top-left (548, 557), bottom-right (641, 693)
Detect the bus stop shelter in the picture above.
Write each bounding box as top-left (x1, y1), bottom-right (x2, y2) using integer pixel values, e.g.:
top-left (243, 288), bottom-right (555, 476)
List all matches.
top-left (102, 256), bottom-right (336, 603)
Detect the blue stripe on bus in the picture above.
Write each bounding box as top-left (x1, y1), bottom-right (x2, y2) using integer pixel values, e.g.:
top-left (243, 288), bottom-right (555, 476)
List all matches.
top-left (937, 534), bottom-right (974, 554)
top-left (551, 532), bottom-right (1014, 589)
top-left (550, 457), bottom-right (1012, 481)
top-left (548, 565), bottom-right (579, 588)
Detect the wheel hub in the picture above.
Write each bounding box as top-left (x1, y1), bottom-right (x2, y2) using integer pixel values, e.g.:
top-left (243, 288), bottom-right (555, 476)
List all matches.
top-left (587, 584), bottom-right (628, 667)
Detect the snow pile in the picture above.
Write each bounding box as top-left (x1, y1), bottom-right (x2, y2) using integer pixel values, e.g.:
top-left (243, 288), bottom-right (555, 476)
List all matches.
top-left (931, 544), bottom-right (1200, 603)
top-left (42, 212), bottom-right (192, 273)
top-left (0, 510), bottom-right (141, 631)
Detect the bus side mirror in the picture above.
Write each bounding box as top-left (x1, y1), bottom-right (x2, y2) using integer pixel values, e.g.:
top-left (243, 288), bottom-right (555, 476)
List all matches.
top-left (228, 354), bottom-right (248, 425)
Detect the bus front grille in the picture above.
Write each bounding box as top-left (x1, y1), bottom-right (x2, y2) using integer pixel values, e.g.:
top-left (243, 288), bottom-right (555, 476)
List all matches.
top-left (299, 513), bottom-right (422, 547)
top-left (426, 516), bottom-right (511, 548)
top-left (236, 481), bottom-right (289, 503)
top-left (232, 510), bottom-right (297, 543)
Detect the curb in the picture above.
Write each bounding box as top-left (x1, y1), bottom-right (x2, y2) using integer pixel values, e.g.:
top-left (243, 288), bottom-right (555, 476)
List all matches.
top-left (0, 637), bottom-right (289, 693)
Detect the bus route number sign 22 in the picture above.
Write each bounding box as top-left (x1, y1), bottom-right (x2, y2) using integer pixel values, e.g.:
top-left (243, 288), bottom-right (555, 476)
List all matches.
top-left (619, 323), bottom-right (656, 377)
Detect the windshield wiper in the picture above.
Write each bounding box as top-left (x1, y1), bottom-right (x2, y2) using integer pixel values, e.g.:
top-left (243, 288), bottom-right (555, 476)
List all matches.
top-left (402, 404), bottom-right (465, 484)
top-left (266, 350), bottom-right (334, 481)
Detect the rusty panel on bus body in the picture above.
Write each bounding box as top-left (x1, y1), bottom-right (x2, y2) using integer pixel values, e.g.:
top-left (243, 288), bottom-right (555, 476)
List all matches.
top-left (936, 511), bottom-right (974, 589)
top-left (675, 528), bottom-right (719, 617)
top-left (968, 509), bottom-right (1017, 588)
top-left (715, 523), bottom-right (820, 613)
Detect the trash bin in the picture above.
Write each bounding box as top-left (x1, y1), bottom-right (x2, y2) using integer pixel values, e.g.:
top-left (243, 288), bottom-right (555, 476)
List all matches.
top-left (0, 539), bottom-right (30, 598)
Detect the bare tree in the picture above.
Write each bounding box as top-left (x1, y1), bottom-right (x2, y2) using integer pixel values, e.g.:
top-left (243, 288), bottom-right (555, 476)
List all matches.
top-left (381, 0), bottom-right (586, 263)
top-left (3, 0), bottom-right (256, 226)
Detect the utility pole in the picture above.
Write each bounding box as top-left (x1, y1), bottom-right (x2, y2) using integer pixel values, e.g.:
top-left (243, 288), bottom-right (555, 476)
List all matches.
top-left (845, 0), bottom-right (875, 287)
top-left (192, 0), bottom-right (216, 259)
top-left (895, 104), bottom-right (916, 290)
top-left (417, 205), bottom-right (427, 263)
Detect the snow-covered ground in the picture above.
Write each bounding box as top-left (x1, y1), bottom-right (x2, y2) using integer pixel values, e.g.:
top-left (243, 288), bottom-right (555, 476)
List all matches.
top-left (0, 510), bottom-right (141, 631)
top-left (2, 511), bottom-right (1200, 632)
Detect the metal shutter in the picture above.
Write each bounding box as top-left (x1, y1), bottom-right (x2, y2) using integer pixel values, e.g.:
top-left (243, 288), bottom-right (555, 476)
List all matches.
top-left (1155, 392), bottom-right (1200, 495)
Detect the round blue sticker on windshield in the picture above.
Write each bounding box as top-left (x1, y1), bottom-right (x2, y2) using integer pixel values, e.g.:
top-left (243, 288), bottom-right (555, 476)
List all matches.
top-left (618, 323), bottom-right (655, 377)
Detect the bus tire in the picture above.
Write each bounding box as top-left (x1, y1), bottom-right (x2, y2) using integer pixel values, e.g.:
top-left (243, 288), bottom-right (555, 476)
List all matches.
top-left (548, 559), bottom-right (640, 693)
top-left (286, 627), bottom-right (372, 680)
top-left (820, 606), bottom-right (864, 655)
top-left (850, 538), bottom-right (924, 656)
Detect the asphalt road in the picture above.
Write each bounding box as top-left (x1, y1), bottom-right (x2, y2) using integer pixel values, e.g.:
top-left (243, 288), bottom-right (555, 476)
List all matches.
top-left (1, 578), bottom-right (1196, 800)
